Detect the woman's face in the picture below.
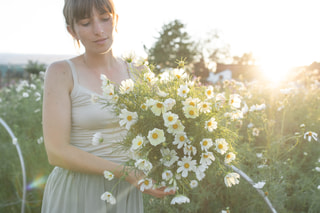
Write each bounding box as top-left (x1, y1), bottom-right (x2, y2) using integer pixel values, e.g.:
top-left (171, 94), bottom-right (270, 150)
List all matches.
top-left (70, 7), bottom-right (117, 54)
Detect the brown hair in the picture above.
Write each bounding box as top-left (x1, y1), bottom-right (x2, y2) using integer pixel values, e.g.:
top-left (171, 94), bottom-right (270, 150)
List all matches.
top-left (63, 0), bottom-right (116, 31)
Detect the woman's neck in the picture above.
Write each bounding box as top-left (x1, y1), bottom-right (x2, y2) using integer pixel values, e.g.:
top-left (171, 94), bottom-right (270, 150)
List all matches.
top-left (82, 50), bottom-right (118, 70)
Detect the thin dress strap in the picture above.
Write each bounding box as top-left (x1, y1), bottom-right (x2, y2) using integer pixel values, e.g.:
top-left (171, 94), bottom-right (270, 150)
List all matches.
top-left (66, 60), bottom-right (79, 88)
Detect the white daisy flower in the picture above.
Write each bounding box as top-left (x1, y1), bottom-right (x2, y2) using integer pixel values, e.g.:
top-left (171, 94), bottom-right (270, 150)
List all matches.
top-left (119, 79), bottom-right (134, 94)
top-left (200, 152), bottom-right (215, 166)
top-left (163, 98), bottom-right (176, 111)
top-left (138, 178), bottom-right (153, 192)
top-left (177, 85), bottom-right (190, 98)
top-left (103, 170), bottom-right (114, 180)
top-left (198, 101), bottom-right (212, 113)
top-left (205, 117), bottom-right (218, 132)
top-left (256, 153), bottom-right (263, 158)
top-left (162, 170), bottom-right (173, 181)
top-left (130, 135), bottom-right (145, 151)
top-left (22, 92), bottom-right (29, 98)
top-left (100, 74), bottom-right (110, 87)
top-left (252, 128), bottom-right (260, 136)
top-left (140, 103), bottom-right (148, 111)
top-left (224, 172), bottom-right (240, 187)
top-left (92, 132), bottom-right (104, 145)
top-left (177, 156), bottom-right (197, 178)
top-left (135, 159), bottom-right (153, 174)
top-left (215, 138), bottom-right (229, 155)
top-left (102, 84), bottom-right (115, 99)
top-left (200, 138), bottom-right (214, 151)
top-left (163, 112), bottom-right (179, 127)
top-left (195, 164), bottom-right (207, 181)
top-left (119, 109), bottom-right (138, 130)
top-left (304, 131), bottom-right (318, 142)
top-left (253, 181), bottom-right (266, 189)
top-left (205, 85), bottom-right (214, 99)
top-left (183, 144), bottom-right (197, 156)
top-left (100, 191), bottom-right (116, 204)
top-left (147, 128), bottom-right (165, 146)
top-left (190, 180), bottom-right (198, 189)
top-left (172, 68), bottom-right (188, 80)
top-left (160, 148), bottom-right (179, 167)
top-left (224, 152), bottom-right (236, 164)
top-left (157, 90), bottom-right (168, 97)
top-left (183, 105), bottom-right (199, 119)
top-left (229, 94), bottom-right (241, 108)
top-left (215, 93), bottom-right (226, 103)
top-left (144, 71), bottom-right (156, 84)
top-left (182, 97), bottom-right (200, 107)
top-left (229, 110), bottom-right (243, 120)
top-left (167, 120), bottom-right (185, 135)
top-left (170, 195), bottom-right (190, 205)
top-left (150, 100), bottom-right (166, 116)
top-left (173, 132), bottom-right (190, 149)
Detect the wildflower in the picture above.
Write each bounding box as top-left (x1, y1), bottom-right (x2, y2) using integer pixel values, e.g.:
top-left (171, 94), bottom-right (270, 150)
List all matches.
top-left (190, 180), bottom-right (198, 189)
top-left (91, 94), bottom-right (99, 103)
top-left (135, 159), bottom-right (153, 174)
top-left (224, 172), bottom-right (240, 187)
top-left (200, 152), bottom-right (215, 166)
top-left (224, 152), bottom-right (236, 164)
top-left (215, 93), bottom-right (226, 103)
top-left (92, 132), bottom-right (104, 145)
top-left (100, 74), bottom-right (110, 87)
top-left (138, 178), bottom-right (153, 192)
top-left (205, 117), bottom-right (218, 132)
top-left (198, 101), bottom-right (211, 113)
top-left (167, 120), bottom-right (185, 135)
top-left (162, 170), bottom-right (173, 181)
top-left (170, 195), bottom-right (190, 205)
top-left (177, 85), bottom-right (189, 98)
top-left (173, 132), bottom-right (190, 149)
top-left (144, 71), bottom-right (156, 84)
top-left (37, 136), bottom-right (44, 144)
top-left (182, 97), bottom-right (200, 107)
top-left (183, 144), bottom-right (197, 156)
top-left (150, 100), bottom-right (166, 116)
top-left (315, 167), bottom-right (320, 172)
top-left (163, 112), bottom-right (179, 127)
top-left (195, 164), bottom-right (207, 181)
top-left (101, 191), bottom-right (116, 204)
top-left (22, 92), bottom-right (29, 98)
top-left (256, 153), bottom-right (263, 158)
top-left (183, 105), bottom-right (199, 119)
top-left (140, 103), bottom-right (148, 111)
top-left (172, 68), bottom-right (187, 80)
top-left (119, 109), bottom-right (138, 130)
top-left (160, 148), bottom-right (179, 167)
top-left (253, 181), bottom-right (266, 189)
top-left (247, 123), bottom-right (254, 128)
top-left (252, 128), bottom-right (260, 136)
top-left (103, 170), bottom-right (114, 180)
top-left (177, 156), bottom-right (197, 178)
top-left (163, 98), bottom-right (176, 111)
top-left (147, 128), bottom-right (165, 146)
top-left (119, 79), bottom-right (134, 94)
top-left (200, 138), bottom-right (214, 151)
top-left (102, 84), bottom-right (115, 99)
top-left (157, 90), bottom-right (168, 97)
top-left (215, 138), bottom-right (229, 155)
top-left (131, 135), bottom-right (145, 151)
top-left (229, 94), bottom-right (241, 108)
top-left (205, 85), bottom-right (214, 99)
top-left (304, 131), bottom-right (318, 142)
top-left (318, 185), bottom-right (320, 190)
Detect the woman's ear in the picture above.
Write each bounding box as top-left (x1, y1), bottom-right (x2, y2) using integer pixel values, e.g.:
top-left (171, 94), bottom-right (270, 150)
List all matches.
top-left (114, 14), bottom-right (119, 32)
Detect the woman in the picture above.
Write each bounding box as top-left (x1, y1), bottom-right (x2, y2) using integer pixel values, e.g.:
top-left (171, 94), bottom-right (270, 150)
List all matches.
top-left (41, 0), bottom-right (174, 212)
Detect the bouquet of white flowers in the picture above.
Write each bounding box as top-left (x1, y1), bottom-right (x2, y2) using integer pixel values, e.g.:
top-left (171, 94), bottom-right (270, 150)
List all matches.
top-left (99, 59), bottom-right (242, 204)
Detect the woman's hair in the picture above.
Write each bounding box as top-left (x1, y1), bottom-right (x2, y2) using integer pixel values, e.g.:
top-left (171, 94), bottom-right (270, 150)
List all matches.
top-left (63, 0), bottom-right (116, 31)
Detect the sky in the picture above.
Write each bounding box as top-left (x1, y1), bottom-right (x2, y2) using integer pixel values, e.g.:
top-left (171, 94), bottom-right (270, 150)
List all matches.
top-left (1, 0), bottom-right (320, 70)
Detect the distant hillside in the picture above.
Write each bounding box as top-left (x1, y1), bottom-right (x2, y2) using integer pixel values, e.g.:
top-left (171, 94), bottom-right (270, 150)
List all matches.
top-left (0, 53), bottom-right (75, 65)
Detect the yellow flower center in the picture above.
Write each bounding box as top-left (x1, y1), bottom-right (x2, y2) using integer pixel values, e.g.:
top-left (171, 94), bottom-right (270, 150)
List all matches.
top-left (184, 163), bottom-right (190, 169)
top-left (218, 144), bottom-right (223, 149)
top-left (207, 90), bottom-right (212, 96)
top-left (144, 180), bottom-right (149, 185)
top-left (168, 116), bottom-right (173, 121)
top-left (207, 121), bottom-right (212, 127)
top-left (179, 136), bottom-right (185, 142)
top-left (152, 133), bottom-right (158, 139)
top-left (109, 92), bottom-right (113, 95)
top-left (189, 110), bottom-right (194, 116)
top-left (137, 141), bottom-right (142, 146)
top-left (176, 74), bottom-right (181, 79)
top-left (127, 115), bottom-right (132, 121)
top-left (182, 90), bottom-right (186, 94)
top-left (203, 140), bottom-right (208, 146)
top-left (226, 154), bottom-right (231, 159)
top-left (203, 103), bottom-right (208, 108)
top-left (190, 102), bottom-right (195, 106)
top-left (141, 105), bottom-right (146, 110)
top-left (204, 154), bottom-right (208, 158)
top-left (308, 132), bottom-right (312, 136)
top-left (157, 103), bottom-right (163, 108)
top-left (173, 124), bottom-right (178, 129)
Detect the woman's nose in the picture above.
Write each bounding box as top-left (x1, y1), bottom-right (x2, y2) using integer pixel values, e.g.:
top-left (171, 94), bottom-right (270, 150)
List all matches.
top-left (93, 21), bottom-right (104, 36)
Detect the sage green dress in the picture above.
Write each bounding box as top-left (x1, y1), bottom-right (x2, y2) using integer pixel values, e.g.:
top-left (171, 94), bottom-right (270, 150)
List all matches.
top-left (41, 60), bottom-right (143, 213)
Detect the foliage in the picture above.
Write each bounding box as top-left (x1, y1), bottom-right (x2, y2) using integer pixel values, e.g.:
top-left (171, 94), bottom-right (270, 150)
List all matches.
top-left (24, 60), bottom-right (46, 76)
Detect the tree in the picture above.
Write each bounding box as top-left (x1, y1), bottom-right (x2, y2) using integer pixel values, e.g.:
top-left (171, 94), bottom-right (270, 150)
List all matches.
top-left (24, 60), bottom-right (46, 76)
top-left (145, 20), bottom-right (197, 73)
top-left (232, 52), bottom-right (256, 65)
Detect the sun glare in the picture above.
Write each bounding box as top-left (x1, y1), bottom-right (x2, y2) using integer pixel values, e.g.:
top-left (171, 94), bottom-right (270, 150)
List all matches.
top-left (258, 58), bottom-right (294, 84)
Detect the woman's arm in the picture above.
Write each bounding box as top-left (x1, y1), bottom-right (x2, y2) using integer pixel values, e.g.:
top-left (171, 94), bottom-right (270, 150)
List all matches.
top-left (42, 61), bottom-right (174, 198)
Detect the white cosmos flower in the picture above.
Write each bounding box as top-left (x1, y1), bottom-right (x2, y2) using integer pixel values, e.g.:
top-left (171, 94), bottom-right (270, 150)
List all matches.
top-left (147, 128), bottom-right (165, 146)
top-left (205, 85), bottom-right (214, 99)
top-left (184, 144), bottom-right (197, 156)
top-left (177, 85), bottom-right (190, 98)
top-left (198, 101), bottom-right (212, 113)
top-left (304, 131), bottom-right (318, 142)
top-left (92, 132), bottom-right (104, 145)
top-left (163, 112), bottom-right (179, 127)
top-left (100, 74), bottom-right (110, 87)
top-left (190, 180), bottom-right (198, 189)
top-left (163, 98), bottom-right (176, 111)
top-left (200, 138), bottom-right (214, 151)
top-left (173, 132), bottom-right (190, 149)
top-left (162, 170), bottom-right (173, 181)
top-left (144, 71), bottom-right (156, 84)
top-left (100, 191), bottom-right (116, 204)
top-left (229, 94), bottom-right (241, 108)
top-left (135, 159), bottom-right (153, 174)
top-left (167, 120), bottom-right (185, 135)
top-left (253, 181), bottom-right (266, 189)
top-left (172, 68), bottom-right (188, 80)
top-left (138, 178), bottom-right (153, 192)
top-left (195, 164), bottom-right (207, 181)
top-left (205, 117), bottom-right (218, 132)
top-left (160, 148), bottom-right (179, 167)
top-left (229, 110), bottom-right (243, 120)
top-left (224, 172), bottom-right (240, 187)
top-left (103, 170), bottom-right (114, 180)
top-left (224, 152), bottom-right (236, 164)
top-left (150, 100), bottom-right (166, 116)
top-left (177, 156), bottom-right (197, 178)
top-left (215, 138), bottom-right (229, 155)
top-left (157, 90), bottom-right (168, 97)
top-left (140, 103), bottom-right (148, 111)
top-left (170, 195), bottom-right (190, 205)
top-left (119, 79), bottom-right (134, 94)
top-left (183, 105), bottom-right (199, 119)
top-left (130, 135), bottom-right (145, 151)
top-left (182, 97), bottom-right (200, 107)
top-left (119, 109), bottom-right (138, 130)
top-left (102, 84), bottom-right (115, 99)
top-left (200, 152), bottom-right (215, 166)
